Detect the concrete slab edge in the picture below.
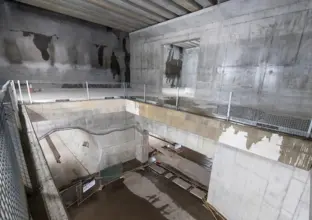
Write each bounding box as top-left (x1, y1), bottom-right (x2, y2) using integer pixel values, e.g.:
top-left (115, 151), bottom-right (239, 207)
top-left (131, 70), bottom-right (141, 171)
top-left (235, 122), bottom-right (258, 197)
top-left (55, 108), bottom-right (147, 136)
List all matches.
top-left (22, 106), bottom-right (69, 220)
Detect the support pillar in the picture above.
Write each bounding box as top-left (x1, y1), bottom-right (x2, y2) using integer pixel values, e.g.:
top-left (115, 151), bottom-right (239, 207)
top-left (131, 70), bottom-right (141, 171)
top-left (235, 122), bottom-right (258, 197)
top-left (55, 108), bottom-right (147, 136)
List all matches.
top-left (136, 130), bottom-right (149, 163)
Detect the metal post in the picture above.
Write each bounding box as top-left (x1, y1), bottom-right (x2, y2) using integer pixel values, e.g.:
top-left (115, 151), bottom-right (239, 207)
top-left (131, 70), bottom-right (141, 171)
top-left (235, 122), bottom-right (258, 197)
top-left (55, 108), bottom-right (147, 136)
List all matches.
top-left (124, 82), bottom-right (126, 98)
top-left (17, 80), bottom-right (23, 104)
top-left (307, 120), bottom-right (312, 138)
top-left (176, 87), bottom-right (179, 110)
top-left (26, 80), bottom-right (32, 104)
top-left (227, 92), bottom-right (233, 120)
top-left (144, 84), bottom-right (146, 102)
top-left (11, 80), bottom-right (18, 107)
top-left (86, 81), bottom-right (90, 100)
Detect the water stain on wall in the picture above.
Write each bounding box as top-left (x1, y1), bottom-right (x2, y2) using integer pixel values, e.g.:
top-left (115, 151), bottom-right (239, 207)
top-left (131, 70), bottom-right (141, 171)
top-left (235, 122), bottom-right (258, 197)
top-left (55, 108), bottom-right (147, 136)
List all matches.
top-left (111, 52), bottom-right (120, 80)
top-left (165, 45), bottom-right (183, 87)
top-left (94, 44), bottom-right (106, 67)
top-left (123, 37), bottom-right (130, 83)
top-left (21, 31), bottom-right (57, 61)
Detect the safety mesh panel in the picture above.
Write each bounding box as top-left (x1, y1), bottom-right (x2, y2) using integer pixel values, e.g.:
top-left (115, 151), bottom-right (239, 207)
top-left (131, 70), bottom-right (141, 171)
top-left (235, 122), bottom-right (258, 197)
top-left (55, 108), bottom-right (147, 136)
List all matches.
top-left (0, 108), bottom-right (29, 219)
top-left (4, 94), bottom-right (31, 188)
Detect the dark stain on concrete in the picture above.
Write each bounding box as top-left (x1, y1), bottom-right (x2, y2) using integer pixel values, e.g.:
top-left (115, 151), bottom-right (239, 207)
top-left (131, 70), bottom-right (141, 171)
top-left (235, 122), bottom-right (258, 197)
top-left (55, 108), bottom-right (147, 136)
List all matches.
top-left (137, 169), bottom-right (216, 220)
top-left (68, 178), bottom-right (169, 220)
top-left (279, 136), bottom-right (312, 170)
top-left (21, 31), bottom-right (57, 61)
top-left (111, 52), bottom-right (120, 80)
top-left (94, 44), bottom-right (106, 67)
top-left (165, 45), bottom-right (183, 87)
top-left (123, 37), bottom-right (131, 83)
top-left (3, 38), bottom-right (22, 64)
top-left (49, 39), bottom-right (55, 66)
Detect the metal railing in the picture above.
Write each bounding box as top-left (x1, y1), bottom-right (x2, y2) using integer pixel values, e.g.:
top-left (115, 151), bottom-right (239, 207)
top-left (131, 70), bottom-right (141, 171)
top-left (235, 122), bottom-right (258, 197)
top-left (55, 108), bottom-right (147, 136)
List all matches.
top-left (13, 80), bottom-right (312, 139)
top-left (0, 81), bottom-right (30, 220)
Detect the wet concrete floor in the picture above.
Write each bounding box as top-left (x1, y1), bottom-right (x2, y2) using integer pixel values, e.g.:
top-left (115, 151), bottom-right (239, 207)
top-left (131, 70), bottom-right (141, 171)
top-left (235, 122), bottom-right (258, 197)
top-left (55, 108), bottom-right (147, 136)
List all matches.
top-left (68, 169), bottom-right (216, 220)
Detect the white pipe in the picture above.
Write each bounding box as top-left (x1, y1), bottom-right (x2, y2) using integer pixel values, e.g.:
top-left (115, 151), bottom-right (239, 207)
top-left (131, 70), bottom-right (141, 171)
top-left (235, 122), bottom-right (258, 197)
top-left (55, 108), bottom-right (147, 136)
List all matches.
top-left (26, 80), bottom-right (32, 104)
top-left (227, 92), bottom-right (233, 120)
top-left (144, 84), bottom-right (146, 102)
top-left (176, 87), bottom-right (179, 110)
top-left (86, 82), bottom-right (90, 100)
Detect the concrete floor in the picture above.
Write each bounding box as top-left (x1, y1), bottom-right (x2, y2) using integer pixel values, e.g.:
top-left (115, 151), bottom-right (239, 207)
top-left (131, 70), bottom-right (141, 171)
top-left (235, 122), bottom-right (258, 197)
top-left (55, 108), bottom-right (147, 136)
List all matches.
top-left (68, 169), bottom-right (217, 220)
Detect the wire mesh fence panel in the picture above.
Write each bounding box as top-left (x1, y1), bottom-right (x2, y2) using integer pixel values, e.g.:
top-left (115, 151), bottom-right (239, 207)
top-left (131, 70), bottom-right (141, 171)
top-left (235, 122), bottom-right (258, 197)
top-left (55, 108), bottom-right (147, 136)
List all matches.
top-left (0, 85), bottom-right (29, 220)
top-left (4, 91), bottom-right (31, 189)
top-left (229, 91), bottom-right (311, 137)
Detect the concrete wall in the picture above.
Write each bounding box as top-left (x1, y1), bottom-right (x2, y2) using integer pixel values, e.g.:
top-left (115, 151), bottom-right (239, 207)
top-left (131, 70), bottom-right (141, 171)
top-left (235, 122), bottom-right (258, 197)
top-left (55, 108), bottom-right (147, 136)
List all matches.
top-left (130, 0), bottom-right (312, 117)
top-left (209, 145), bottom-right (310, 220)
top-left (0, 1), bottom-right (130, 83)
top-left (180, 47), bottom-right (199, 90)
top-left (127, 100), bottom-right (312, 171)
top-left (26, 100), bottom-right (140, 188)
top-left (40, 128), bottom-right (139, 188)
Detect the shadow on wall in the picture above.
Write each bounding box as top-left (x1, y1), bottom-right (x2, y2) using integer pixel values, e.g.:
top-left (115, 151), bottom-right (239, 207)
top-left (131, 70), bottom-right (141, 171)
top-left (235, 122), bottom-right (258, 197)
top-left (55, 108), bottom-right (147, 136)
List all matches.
top-left (164, 45), bottom-right (183, 88)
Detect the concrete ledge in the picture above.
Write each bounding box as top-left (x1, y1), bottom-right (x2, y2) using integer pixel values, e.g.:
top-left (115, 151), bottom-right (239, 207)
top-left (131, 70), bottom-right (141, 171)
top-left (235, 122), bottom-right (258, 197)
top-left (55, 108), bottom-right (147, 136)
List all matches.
top-left (22, 106), bottom-right (69, 220)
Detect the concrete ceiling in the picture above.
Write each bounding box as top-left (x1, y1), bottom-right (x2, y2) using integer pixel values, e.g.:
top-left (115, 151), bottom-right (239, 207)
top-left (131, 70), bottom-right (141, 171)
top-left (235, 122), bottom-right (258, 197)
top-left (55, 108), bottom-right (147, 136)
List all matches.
top-left (15, 0), bottom-right (226, 32)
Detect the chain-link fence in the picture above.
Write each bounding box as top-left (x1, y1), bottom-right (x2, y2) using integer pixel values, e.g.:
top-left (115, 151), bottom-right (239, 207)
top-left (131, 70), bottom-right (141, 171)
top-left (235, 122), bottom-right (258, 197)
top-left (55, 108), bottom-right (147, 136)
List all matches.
top-left (0, 81), bottom-right (29, 220)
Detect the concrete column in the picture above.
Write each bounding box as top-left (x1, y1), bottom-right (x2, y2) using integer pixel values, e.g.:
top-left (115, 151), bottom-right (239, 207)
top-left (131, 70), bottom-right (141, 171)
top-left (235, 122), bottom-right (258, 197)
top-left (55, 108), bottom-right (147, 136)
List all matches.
top-left (136, 130), bottom-right (149, 163)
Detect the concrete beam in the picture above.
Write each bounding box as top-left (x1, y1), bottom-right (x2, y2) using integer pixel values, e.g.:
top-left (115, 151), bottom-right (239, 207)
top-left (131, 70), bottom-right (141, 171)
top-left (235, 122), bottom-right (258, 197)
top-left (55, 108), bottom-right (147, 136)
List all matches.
top-left (171, 0), bottom-right (202, 12)
top-left (41, 0), bottom-right (143, 30)
top-left (62, 0), bottom-right (148, 28)
top-left (88, 0), bottom-right (155, 25)
top-left (16, 0), bottom-right (134, 31)
top-left (127, 0), bottom-right (177, 19)
top-left (149, 0), bottom-right (189, 16)
top-left (194, 0), bottom-right (214, 7)
top-left (105, 0), bottom-right (165, 23)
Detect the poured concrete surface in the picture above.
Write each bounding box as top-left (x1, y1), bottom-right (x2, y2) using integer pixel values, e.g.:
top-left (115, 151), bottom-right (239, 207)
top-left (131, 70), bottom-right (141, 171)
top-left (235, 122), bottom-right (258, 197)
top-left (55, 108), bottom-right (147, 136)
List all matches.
top-left (68, 169), bottom-right (216, 220)
top-left (209, 144), bottom-right (311, 220)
